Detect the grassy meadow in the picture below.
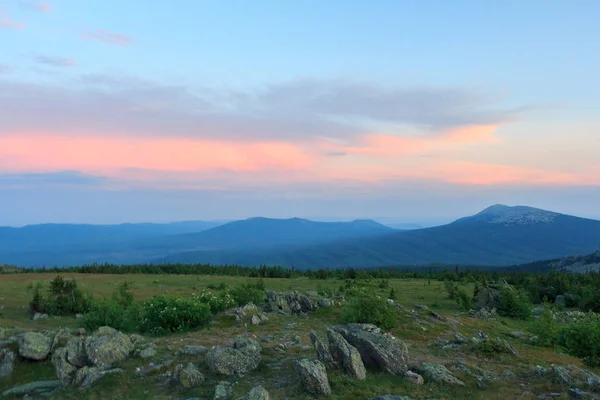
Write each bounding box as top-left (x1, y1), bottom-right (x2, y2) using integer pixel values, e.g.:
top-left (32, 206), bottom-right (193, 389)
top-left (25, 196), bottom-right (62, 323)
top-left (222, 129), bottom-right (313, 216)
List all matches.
top-left (0, 273), bottom-right (591, 399)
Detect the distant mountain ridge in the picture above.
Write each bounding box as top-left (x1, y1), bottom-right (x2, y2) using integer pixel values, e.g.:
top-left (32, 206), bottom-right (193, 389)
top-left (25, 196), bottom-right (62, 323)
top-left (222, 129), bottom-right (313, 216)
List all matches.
top-left (1, 205), bottom-right (599, 269)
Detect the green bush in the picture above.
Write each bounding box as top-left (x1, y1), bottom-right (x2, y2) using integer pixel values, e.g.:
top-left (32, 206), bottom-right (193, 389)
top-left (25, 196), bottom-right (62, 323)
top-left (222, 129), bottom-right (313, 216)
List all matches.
top-left (207, 282), bottom-right (229, 291)
top-left (529, 304), bottom-right (559, 347)
top-left (497, 287), bottom-right (532, 320)
top-left (558, 312), bottom-right (600, 366)
top-left (229, 281), bottom-right (266, 306)
top-left (388, 288), bottom-right (397, 301)
top-left (444, 280), bottom-right (457, 300)
top-left (341, 293), bottom-right (398, 330)
top-left (455, 286), bottom-right (473, 311)
top-left (82, 299), bottom-right (140, 332)
top-left (194, 290), bottom-right (236, 313)
top-left (29, 276), bottom-right (90, 316)
top-left (139, 294), bottom-right (212, 335)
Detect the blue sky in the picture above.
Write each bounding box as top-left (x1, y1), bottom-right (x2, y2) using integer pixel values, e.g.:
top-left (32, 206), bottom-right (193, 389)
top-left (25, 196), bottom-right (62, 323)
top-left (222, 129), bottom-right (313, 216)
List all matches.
top-left (0, 0), bottom-right (599, 225)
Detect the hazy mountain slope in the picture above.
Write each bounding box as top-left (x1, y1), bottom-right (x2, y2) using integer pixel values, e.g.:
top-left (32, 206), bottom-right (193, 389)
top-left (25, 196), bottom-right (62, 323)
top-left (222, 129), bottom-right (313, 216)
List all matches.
top-left (512, 250), bottom-right (600, 273)
top-left (161, 205), bottom-right (600, 268)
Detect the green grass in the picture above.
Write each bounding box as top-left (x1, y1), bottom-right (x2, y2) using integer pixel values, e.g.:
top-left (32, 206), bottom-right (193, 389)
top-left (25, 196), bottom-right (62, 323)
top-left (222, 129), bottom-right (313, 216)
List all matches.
top-left (0, 273), bottom-right (594, 399)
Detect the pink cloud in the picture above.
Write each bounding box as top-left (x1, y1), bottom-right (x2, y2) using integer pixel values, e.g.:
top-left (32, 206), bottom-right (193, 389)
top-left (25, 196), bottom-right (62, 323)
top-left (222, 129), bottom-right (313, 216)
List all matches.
top-left (0, 8), bottom-right (24, 30)
top-left (81, 29), bottom-right (132, 46)
top-left (20, 1), bottom-right (52, 13)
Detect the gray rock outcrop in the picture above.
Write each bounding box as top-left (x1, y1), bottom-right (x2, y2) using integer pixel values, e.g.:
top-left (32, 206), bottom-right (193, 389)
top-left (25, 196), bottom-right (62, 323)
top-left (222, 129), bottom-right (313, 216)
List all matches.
top-left (294, 358), bottom-right (331, 396)
top-left (206, 336), bottom-right (262, 376)
top-left (327, 328), bottom-right (366, 380)
top-left (416, 363), bottom-right (465, 386)
top-left (18, 332), bottom-right (53, 360)
top-left (0, 349), bottom-right (16, 379)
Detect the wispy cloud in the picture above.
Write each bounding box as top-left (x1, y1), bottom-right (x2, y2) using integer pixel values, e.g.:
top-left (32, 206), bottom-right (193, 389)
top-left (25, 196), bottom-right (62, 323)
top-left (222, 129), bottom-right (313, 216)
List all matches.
top-left (0, 8), bottom-right (24, 30)
top-left (35, 55), bottom-right (77, 67)
top-left (0, 65), bottom-right (12, 74)
top-left (19, 1), bottom-right (52, 13)
top-left (81, 29), bottom-right (132, 46)
top-left (0, 170), bottom-right (104, 188)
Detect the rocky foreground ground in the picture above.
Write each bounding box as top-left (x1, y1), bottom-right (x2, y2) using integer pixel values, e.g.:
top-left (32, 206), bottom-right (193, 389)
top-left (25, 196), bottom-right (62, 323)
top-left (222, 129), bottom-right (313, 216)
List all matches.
top-left (1, 289), bottom-right (599, 399)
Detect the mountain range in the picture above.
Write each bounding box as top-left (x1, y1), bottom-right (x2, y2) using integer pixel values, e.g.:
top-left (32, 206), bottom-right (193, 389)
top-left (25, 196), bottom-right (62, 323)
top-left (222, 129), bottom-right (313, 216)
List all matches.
top-left (1, 204), bottom-right (599, 269)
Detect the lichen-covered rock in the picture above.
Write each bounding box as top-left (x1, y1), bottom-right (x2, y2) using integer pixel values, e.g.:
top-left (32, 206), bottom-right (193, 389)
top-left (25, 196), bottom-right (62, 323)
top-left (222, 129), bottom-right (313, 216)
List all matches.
top-left (65, 336), bottom-right (88, 367)
top-left (73, 366), bottom-right (124, 389)
top-left (294, 358), bottom-right (331, 396)
top-left (214, 380), bottom-right (233, 400)
top-left (85, 326), bottom-right (133, 368)
top-left (139, 347), bottom-right (157, 359)
top-left (237, 385), bottom-right (270, 400)
top-left (0, 349), bottom-right (16, 380)
top-left (552, 365), bottom-right (600, 391)
top-left (310, 331), bottom-right (335, 369)
top-left (177, 363), bottom-right (205, 389)
top-left (51, 328), bottom-right (72, 352)
top-left (179, 345), bottom-right (209, 356)
top-left (264, 291), bottom-right (329, 315)
top-left (2, 380), bottom-right (61, 397)
top-left (332, 324), bottom-right (408, 375)
top-left (495, 337), bottom-right (520, 357)
top-left (473, 286), bottom-right (501, 311)
top-left (19, 332), bottom-right (52, 360)
top-left (52, 347), bottom-right (78, 385)
top-left (206, 337), bottom-right (262, 376)
top-left (405, 371), bottom-right (424, 385)
top-left (417, 363), bottom-right (465, 386)
top-left (327, 328), bottom-right (366, 380)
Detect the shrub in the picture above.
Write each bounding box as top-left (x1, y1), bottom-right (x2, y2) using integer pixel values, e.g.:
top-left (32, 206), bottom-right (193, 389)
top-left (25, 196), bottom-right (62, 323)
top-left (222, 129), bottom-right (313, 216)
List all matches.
top-left (229, 281), bottom-right (266, 306)
top-left (529, 304), bottom-right (559, 347)
top-left (341, 293), bottom-right (398, 330)
top-left (558, 312), bottom-right (600, 366)
top-left (388, 288), bottom-right (397, 301)
top-left (474, 340), bottom-right (510, 357)
top-left (497, 287), bottom-right (532, 320)
top-left (112, 281), bottom-right (134, 308)
top-left (82, 299), bottom-right (140, 332)
top-left (29, 276), bottom-right (90, 315)
top-left (444, 280), bottom-right (457, 300)
top-left (207, 282), bottom-right (228, 291)
top-left (139, 294), bottom-right (212, 335)
top-left (194, 290), bottom-right (236, 313)
top-left (455, 286), bottom-right (473, 311)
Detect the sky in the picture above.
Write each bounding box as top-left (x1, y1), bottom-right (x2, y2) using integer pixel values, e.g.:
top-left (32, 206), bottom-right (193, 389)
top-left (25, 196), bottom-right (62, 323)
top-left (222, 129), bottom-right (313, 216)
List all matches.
top-left (0, 0), bottom-right (599, 226)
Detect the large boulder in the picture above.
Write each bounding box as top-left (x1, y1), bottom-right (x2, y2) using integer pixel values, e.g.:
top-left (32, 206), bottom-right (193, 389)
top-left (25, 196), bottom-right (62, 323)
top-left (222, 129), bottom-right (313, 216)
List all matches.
top-left (176, 363), bottom-right (205, 389)
top-left (327, 328), bottom-right (366, 380)
top-left (206, 337), bottom-right (262, 376)
top-left (552, 365), bottom-right (600, 391)
top-left (65, 336), bottom-right (88, 367)
top-left (332, 324), bottom-right (408, 375)
top-left (19, 332), bottom-right (52, 360)
top-left (417, 363), bottom-right (465, 386)
top-left (473, 286), bottom-right (501, 310)
top-left (264, 291), bottom-right (330, 315)
top-left (294, 358), bottom-right (331, 396)
top-left (214, 381), bottom-right (233, 400)
top-left (309, 331), bottom-right (335, 369)
top-left (237, 385), bottom-right (270, 400)
top-left (73, 366), bottom-right (124, 389)
top-left (0, 349), bottom-right (16, 379)
top-left (85, 326), bottom-right (134, 368)
top-left (51, 347), bottom-right (78, 385)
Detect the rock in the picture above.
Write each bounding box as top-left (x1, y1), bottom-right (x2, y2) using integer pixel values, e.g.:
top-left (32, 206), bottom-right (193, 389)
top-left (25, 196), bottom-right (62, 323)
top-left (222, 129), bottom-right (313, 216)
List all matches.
top-left (75, 313), bottom-right (84, 320)
top-left (414, 305), bottom-right (429, 311)
top-left (555, 295), bottom-right (567, 308)
top-left (32, 312), bottom-right (49, 321)
top-left (0, 349), bottom-right (16, 379)
top-left (417, 363), bottom-right (465, 386)
top-left (509, 331), bottom-right (528, 339)
top-left (2, 380), bottom-right (61, 397)
top-left (534, 365), bottom-right (548, 377)
top-left (495, 337), bottom-right (520, 357)
top-left (327, 328), bottom-right (366, 380)
top-left (237, 385), bottom-right (270, 400)
top-left (430, 311), bottom-right (446, 321)
top-left (317, 298), bottom-right (333, 308)
top-left (405, 371), bottom-right (424, 384)
top-left (177, 363), bottom-right (205, 389)
top-left (74, 366), bottom-right (124, 389)
top-left (552, 365), bottom-right (600, 391)
top-left (214, 380), bottom-right (233, 400)
top-left (264, 291), bottom-right (326, 315)
top-left (371, 396), bottom-right (413, 400)
top-left (453, 333), bottom-right (469, 344)
top-left (179, 345), bottom-right (209, 356)
top-left (139, 347), bottom-right (157, 359)
top-left (501, 370), bottom-right (517, 379)
top-left (65, 336), bottom-right (88, 367)
top-left (205, 337), bottom-right (262, 376)
top-left (77, 328), bottom-right (86, 336)
top-left (19, 332), bottom-right (52, 360)
top-left (478, 330), bottom-right (488, 340)
top-left (474, 286), bottom-right (501, 310)
top-left (332, 324), bottom-right (409, 375)
top-left (310, 331), bottom-right (335, 369)
top-left (568, 388), bottom-right (590, 400)
top-left (85, 326), bottom-right (134, 368)
top-left (129, 334), bottom-right (145, 345)
top-left (51, 327), bottom-right (72, 351)
top-left (251, 315), bottom-right (261, 326)
top-left (52, 347), bottom-right (78, 385)
top-left (294, 358), bottom-right (331, 396)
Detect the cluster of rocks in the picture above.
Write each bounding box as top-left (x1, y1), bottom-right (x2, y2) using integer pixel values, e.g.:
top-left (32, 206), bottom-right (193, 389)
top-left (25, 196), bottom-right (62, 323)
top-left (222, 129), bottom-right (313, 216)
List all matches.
top-left (205, 336), bottom-right (263, 377)
top-left (227, 303), bottom-right (270, 327)
top-left (263, 290), bottom-right (333, 316)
